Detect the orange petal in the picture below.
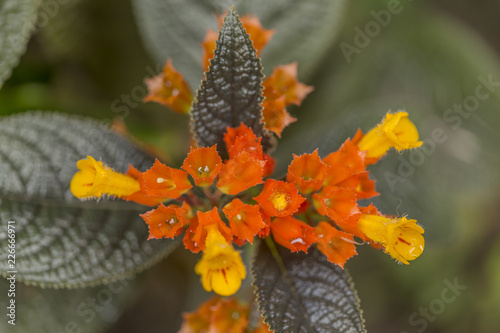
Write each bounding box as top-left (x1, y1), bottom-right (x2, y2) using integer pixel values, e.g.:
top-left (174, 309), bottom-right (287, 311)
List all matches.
top-left (223, 123), bottom-right (264, 160)
top-left (201, 29), bottom-right (219, 73)
top-left (140, 202), bottom-right (192, 239)
top-left (139, 159), bottom-right (192, 199)
top-left (182, 145), bottom-right (223, 187)
top-left (287, 149), bottom-right (328, 194)
top-left (271, 216), bottom-right (317, 252)
top-left (322, 138), bottom-right (366, 187)
top-left (144, 59), bottom-right (193, 114)
top-left (124, 164), bottom-right (168, 206)
top-left (315, 222), bottom-right (357, 268)
top-left (263, 63), bottom-right (313, 106)
top-left (210, 298), bottom-right (249, 332)
top-left (179, 296), bottom-right (220, 333)
top-left (216, 152), bottom-right (265, 195)
top-left (192, 208), bottom-right (232, 251)
top-left (262, 96), bottom-right (296, 137)
top-left (312, 186), bottom-right (359, 225)
top-left (254, 179), bottom-right (305, 217)
top-left (240, 14), bottom-right (275, 55)
top-left (223, 199), bottom-right (266, 244)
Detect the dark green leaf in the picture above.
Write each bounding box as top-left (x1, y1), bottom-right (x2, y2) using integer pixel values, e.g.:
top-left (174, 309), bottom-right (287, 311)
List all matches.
top-left (252, 240), bottom-right (366, 333)
top-left (0, 111), bottom-right (179, 287)
top-left (190, 7), bottom-right (267, 155)
top-left (0, 0), bottom-right (40, 88)
top-left (131, 0), bottom-right (347, 88)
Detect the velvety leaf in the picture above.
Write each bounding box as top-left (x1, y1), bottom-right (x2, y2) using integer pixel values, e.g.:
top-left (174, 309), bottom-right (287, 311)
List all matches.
top-left (0, 111), bottom-right (179, 287)
top-left (0, 0), bottom-right (40, 88)
top-left (0, 274), bottom-right (137, 332)
top-left (252, 240), bottom-right (366, 333)
top-left (131, 0), bottom-right (347, 88)
top-left (190, 7), bottom-right (267, 155)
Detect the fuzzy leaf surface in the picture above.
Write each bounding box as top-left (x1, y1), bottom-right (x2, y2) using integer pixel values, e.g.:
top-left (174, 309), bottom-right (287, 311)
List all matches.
top-left (190, 7), bottom-right (266, 155)
top-left (252, 240), bottom-right (366, 333)
top-left (0, 111), bottom-right (178, 287)
top-left (0, 0), bottom-right (40, 88)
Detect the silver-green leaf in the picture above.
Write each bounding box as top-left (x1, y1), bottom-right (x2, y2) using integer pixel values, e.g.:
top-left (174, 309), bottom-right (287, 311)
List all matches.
top-left (0, 111), bottom-right (179, 287)
top-left (252, 240), bottom-right (366, 333)
top-left (0, 0), bottom-right (40, 88)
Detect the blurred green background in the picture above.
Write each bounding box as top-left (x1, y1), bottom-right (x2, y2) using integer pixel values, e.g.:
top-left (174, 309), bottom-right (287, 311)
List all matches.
top-left (1, 0), bottom-right (500, 332)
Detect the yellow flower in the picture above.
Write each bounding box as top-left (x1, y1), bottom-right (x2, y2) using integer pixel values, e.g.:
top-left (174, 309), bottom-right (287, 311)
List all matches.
top-left (357, 111), bottom-right (423, 159)
top-left (356, 214), bottom-right (424, 264)
top-left (70, 156), bottom-right (140, 199)
top-left (195, 227), bottom-right (247, 296)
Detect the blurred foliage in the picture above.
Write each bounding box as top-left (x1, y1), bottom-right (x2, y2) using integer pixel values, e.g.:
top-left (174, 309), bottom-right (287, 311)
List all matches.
top-left (1, 0), bottom-right (500, 332)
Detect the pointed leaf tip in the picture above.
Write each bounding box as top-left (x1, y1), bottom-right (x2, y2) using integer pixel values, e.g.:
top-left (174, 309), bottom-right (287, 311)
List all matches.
top-left (190, 6), bottom-right (268, 157)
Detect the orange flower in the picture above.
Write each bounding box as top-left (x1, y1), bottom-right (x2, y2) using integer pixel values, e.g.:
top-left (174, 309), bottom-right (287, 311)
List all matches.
top-left (179, 297), bottom-right (219, 333)
top-left (315, 222), bottom-right (357, 268)
top-left (140, 202), bottom-right (192, 239)
top-left (271, 216), bottom-right (317, 252)
top-left (322, 138), bottom-right (366, 187)
top-left (216, 152), bottom-right (265, 195)
top-left (210, 298), bottom-right (248, 332)
top-left (180, 297), bottom-right (249, 333)
top-left (312, 186), bottom-right (359, 224)
top-left (262, 96), bottom-right (296, 137)
top-left (193, 208), bottom-right (232, 252)
top-left (123, 165), bottom-right (168, 206)
top-left (223, 123), bottom-right (264, 160)
top-left (223, 199), bottom-right (266, 244)
top-left (181, 145), bottom-right (223, 187)
top-left (263, 63), bottom-right (313, 106)
top-left (287, 149), bottom-right (328, 194)
top-left (144, 59), bottom-right (193, 114)
top-left (254, 179), bottom-right (305, 217)
top-left (139, 159), bottom-right (192, 199)
top-left (201, 29), bottom-right (218, 73)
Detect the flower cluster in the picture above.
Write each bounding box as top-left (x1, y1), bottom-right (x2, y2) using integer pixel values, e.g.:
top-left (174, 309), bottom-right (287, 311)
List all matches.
top-left (69, 13), bottom-right (426, 299)
top-left (70, 111), bottom-right (424, 295)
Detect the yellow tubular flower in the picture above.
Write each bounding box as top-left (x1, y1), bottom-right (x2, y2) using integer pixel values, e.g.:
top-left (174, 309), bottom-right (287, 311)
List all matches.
top-left (356, 214), bottom-right (425, 264)
top-left (70, 156), bottom-right (140, 199)
top-left (357, 111), bottom-right (423, 159)
top-left (195, 227), bottom-right (247, 296)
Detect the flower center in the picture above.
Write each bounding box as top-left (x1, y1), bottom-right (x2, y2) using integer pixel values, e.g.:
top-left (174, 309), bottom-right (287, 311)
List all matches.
top-left (271, 192), bottom-right (288, 211)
